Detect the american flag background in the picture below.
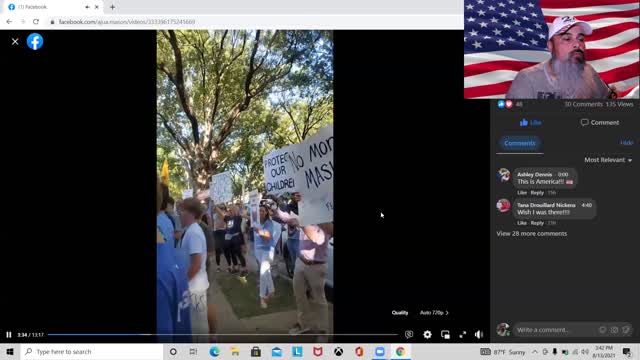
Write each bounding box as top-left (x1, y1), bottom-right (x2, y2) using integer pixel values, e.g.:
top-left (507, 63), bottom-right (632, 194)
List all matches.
top-left (464, 0), bottom-right (639, 98)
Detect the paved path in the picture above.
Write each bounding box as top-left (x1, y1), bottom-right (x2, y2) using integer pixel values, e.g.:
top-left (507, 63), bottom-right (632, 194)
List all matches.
top-left (208, 245), bottom-right (333, 343)
top-left (206, 245), bottom-right (333, 343)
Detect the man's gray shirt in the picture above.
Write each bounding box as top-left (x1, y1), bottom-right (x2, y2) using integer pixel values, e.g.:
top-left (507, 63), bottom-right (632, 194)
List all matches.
top-left (506, 60), bottom-right (610, 99)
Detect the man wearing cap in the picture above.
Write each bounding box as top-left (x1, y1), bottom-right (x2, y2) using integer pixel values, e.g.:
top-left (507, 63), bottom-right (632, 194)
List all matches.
top-left (506, 16), bottom-right (612, 99)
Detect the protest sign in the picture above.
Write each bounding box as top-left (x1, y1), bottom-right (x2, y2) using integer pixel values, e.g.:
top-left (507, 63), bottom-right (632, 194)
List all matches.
top-left (248, 190), bottom-right (261, 229)
top-left (290, 125), bottom-right (334, 226)
top-left (263, 125), bottom-right (333, 225)
top-left (210, 171), bottom-right (233, 204)
top-left (241, 191), bottom-right (250, 205)
top-left (182, 189), bottom-right (193, 199)
top-left (263, 144), bottom-right (298, 195)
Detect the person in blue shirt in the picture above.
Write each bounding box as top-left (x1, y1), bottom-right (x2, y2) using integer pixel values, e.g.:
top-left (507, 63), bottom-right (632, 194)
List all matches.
top-left (166, 197), bottom-right (182, 237)
top-left (157, 184), bottom-right (176, 248)
top-left (156, 175), bottom-right (191, 341)
top-left (179, 198), bottom-right (211, 339)
top-left (253, 204), bottom-right (276, 309)
top-left (264, 194), bottom-right (296, 274)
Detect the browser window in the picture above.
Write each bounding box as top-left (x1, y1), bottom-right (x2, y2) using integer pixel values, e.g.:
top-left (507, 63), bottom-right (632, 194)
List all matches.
top-left (0, 0), bottom-right (638, 359)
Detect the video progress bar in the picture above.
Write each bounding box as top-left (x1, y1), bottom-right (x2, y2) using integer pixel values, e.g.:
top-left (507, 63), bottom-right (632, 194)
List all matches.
top-left (48, 333), bottom-right (399, 337)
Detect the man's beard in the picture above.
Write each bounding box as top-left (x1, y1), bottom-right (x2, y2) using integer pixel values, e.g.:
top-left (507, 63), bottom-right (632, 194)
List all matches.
top-left (551, 50), bottom-right (596, 98)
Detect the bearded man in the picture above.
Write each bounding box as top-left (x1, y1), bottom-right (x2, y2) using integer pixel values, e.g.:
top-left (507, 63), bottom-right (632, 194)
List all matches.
top-left (506, 16), bottom-right (613, 99)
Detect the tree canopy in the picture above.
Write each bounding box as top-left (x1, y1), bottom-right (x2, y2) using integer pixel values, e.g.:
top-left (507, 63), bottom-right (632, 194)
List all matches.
top-left (157, 30), bottom-right (333, 200)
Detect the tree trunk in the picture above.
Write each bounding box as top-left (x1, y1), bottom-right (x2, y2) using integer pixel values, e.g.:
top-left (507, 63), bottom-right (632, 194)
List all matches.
top-left (184, 159), bottom-right (197, 195)
top-left (188, 148), bottom-right (219, 192)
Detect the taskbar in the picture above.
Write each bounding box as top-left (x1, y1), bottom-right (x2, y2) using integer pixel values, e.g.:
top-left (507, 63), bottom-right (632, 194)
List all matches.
top-left (0, 343), bottom-right (638, 360)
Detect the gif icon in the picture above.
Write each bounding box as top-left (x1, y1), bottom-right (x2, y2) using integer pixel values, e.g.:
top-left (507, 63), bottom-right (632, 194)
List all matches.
top-left (480, 348), bottom-right (491, 356)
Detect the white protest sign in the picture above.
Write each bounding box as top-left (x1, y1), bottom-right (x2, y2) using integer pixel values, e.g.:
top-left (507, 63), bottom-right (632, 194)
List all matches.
top-left (263, 144), bottom-right (298, 195)
top-left (241, 191), bottom-right (250, 205)
top-left (210, 171), bottom-right (233, 204)
top-left (289, 125), bottom-right (334, 226)
top-left (182, 189), bottom-right (193, 199)
top-left (248, 190), bottom-right (261, 229)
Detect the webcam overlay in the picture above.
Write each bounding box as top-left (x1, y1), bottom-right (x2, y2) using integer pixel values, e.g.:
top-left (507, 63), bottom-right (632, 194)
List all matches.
top-left (463, 0), bottom-right (639, 99)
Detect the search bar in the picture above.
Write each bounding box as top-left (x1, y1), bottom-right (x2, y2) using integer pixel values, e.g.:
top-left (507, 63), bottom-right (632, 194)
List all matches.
top-left (23, 344), bottom-right (162, 360)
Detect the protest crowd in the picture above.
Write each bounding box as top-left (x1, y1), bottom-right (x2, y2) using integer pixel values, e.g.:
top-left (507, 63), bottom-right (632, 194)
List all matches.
top-left (156, 173), bottom-right (334, 341)
top-left (154, 30), bottom-right (334, 343)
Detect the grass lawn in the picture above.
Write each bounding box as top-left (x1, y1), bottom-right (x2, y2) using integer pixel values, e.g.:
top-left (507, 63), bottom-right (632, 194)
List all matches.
top-left (216, 271), bottom-right (296, 319)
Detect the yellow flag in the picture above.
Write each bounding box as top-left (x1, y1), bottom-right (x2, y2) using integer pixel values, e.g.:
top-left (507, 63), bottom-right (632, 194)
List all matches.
top-left (160, 159), bottom-right (169, 185)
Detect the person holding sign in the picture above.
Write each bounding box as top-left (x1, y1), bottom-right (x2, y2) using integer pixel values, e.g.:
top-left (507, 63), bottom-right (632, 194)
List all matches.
top-left (270, 198), bottom-right (331, 338)
top-left (253, 204), bottom-right (277, 309)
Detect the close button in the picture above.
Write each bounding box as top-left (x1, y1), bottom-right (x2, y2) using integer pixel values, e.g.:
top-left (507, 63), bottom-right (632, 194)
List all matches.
top-left (11, 38), bottom-right (19, 46)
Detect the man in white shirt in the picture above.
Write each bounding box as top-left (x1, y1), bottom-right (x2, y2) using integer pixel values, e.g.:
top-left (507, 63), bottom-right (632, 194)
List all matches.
top-left (178, 198), bottom-right (209, 340)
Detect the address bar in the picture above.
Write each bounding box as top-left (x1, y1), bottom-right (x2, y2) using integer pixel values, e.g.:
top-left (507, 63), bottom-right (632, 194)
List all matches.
top-left (52, 16), bottom-right (197, 27)
top-left (47, 14), bottom-right (461, 29)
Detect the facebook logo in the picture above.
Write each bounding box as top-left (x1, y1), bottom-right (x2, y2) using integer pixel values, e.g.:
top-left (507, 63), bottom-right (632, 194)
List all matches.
top-left (26, 33), bottom-right (44, 50)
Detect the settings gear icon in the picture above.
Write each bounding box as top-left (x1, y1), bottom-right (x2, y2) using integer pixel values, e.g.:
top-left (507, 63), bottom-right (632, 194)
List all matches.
top-left (423, 330), bottom-right (432, 339)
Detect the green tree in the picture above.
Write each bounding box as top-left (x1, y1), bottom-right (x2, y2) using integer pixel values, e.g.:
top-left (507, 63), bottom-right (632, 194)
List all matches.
top-left (157, 30), bottom-right (328, 191)
top-left (274, 31), bottom-right (333, 143)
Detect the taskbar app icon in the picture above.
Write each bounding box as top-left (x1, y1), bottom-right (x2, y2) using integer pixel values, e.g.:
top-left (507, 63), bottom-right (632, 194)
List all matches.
top-left (390, 344), bottom-right (412, 360)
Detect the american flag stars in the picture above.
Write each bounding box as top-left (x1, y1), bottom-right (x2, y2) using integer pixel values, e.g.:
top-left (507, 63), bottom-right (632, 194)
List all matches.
top-left (464, 0), bottom-right (548, 52)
